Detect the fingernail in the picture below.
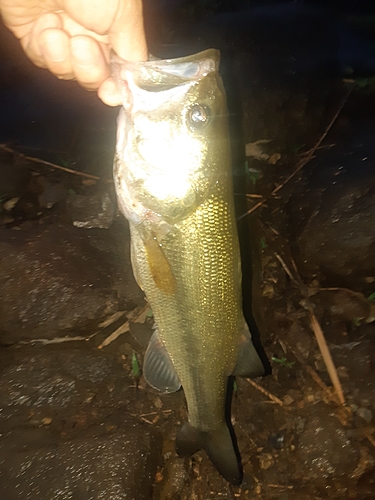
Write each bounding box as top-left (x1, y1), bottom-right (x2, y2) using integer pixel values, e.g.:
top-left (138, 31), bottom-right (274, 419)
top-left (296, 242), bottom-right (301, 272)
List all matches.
top-left (70, 39), bottom-right (95, 69)
top-left (41, 35), bottom-right (66, 62)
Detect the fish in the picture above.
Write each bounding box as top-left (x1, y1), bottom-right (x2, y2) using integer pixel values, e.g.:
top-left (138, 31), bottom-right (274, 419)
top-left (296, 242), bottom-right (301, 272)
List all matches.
top-left (112, 49), bottom-right (264, 485)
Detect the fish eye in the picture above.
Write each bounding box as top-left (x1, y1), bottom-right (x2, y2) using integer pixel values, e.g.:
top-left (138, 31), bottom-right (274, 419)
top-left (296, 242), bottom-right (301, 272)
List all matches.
top-left (187, 105), bottom-right (210, 129)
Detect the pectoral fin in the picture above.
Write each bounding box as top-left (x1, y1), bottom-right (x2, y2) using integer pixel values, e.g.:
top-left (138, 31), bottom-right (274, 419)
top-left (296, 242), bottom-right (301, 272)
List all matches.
top-left (143, 329), bottom-right (181, 393)
top-left (232, 322), bottom-right (264, 378)
top-left (144, 233), bottom-right (176, 295)
top-left (176, 422), bottom-right (242, 485)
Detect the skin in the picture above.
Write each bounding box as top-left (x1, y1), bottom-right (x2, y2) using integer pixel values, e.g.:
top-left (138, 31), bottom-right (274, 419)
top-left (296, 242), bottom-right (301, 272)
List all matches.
top-left (0, 0), bottom-right (148, 105)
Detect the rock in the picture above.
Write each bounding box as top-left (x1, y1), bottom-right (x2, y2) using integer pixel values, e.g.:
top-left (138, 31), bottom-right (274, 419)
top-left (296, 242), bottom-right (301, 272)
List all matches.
top-left (158, 457), bottom-right (189, 500)
top-left (0, 343), bottom-right (162, 498)
top-left (0, 149), bottom-right (31, 201)
top-left (298, 408), bottom-right (360, 479)
top-left (306, 289), bottom-right (374, 324)
top-left (297, 182), bottom-right (375, 287)
top-left (0, 221), bottom-right (142, 344)
top-left (0, 346), bottom-right (132, 431)
top-left (38, 180), bottom-right (69, 209)
top-left (329, 339), bottom-right (372, 381)
top-left (66, 192), bottom-right (116, 229)
top-left (287, 107), bottom-right (375, 290)
top-left (0, 419), bottom-right (161, 500)
top-left (356, 407), bottom-right (373, 424)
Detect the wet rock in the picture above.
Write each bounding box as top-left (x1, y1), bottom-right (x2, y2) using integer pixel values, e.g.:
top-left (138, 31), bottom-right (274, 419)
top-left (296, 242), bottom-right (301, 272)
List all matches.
top-left (0, 418), bottom-right (161, 500)
top-left (0, 222), bottom-right (142, 344)
top-left (356, 407), bottom-right (373, 424)
top-left (298, 409), bottom-right (360, 479)
top-left (287, 109), bottom-right (375, 290)
top-left (0, 149), bottom-right (31, 201)
top-left (329, 339), bottom-right (372, 381)
top-left (38, 180), bottom-right (69, 209)
top-left (0, 342), bottom-right (162, 500)
top-left (305, 289), bottom-right (375, 324)
top-left (66, 192), bottom-right (116, 229)
top-left (298, 179), bottom-right (375, 284)
top-left (0, 347), bottom-right (132, 430)
top-left (158, 457), bottom-right (189, 500)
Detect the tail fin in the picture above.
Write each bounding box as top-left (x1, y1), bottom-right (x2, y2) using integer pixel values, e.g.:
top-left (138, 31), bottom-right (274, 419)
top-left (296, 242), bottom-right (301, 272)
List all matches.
top-left (176, 422), bottom-right (242, 485)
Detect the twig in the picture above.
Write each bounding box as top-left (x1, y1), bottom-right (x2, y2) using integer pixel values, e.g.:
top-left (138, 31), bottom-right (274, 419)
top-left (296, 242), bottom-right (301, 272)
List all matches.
top-left (305, 365), bottom-right (333, 395)
top-left (0, 144), bottom-right (103, 180)
top-left (289, 257), bottom-right (345, 405)
top-left (274, 247), bottom-right (346, 405)
top-left (246, 193), bottom-right (263, 199)
top-left (246, 378), bottom-right (283, 406)
top-left (274, 253), bottom-right (296, 282)
top-left (238, 85), bottom-right (352, 220)
top-left (140, 410), bottom-right (172, 417)
top-left (98, 320), bottom-right (131, 349)
top-left (309, 311), bottom-right (345, 404)
top-left (268, 484), bottom-right (294, 489)
top-left (363, 428), bottom-right (375, 448)
top-left (19, 334), bottom-right (96, 345)
top-left (238, 198), bottom-right (265, 219)
top-left (98, 310), bottom-right (126, 328)
top-left (98, 303), bottom-right (149, 349)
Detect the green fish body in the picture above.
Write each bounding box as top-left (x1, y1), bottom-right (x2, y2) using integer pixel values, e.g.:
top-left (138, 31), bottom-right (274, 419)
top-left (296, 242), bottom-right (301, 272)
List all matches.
top-left (112, 49), bottom-right (264, 484)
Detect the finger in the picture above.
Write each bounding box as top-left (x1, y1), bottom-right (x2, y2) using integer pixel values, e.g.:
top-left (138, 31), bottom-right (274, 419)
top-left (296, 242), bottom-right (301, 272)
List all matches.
top-left (21, 12), bottom-right (62, 67)
top-left (38, 28), bottom-right (74, 79)
top-left (109, 0), bottom-right (148, 61)
top-left (58, 13), bottom-right (108, 44)
top-left (70, 35), bottom-right (110, 90)
top-left (98, 78), bottom-right (123, 107)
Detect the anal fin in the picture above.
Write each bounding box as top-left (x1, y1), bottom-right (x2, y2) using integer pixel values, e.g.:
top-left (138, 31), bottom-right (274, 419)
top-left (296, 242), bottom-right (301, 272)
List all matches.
top-left (232, 321), bottom-right (264, 378)
top-left (143, 329), bottom-right (181, 393)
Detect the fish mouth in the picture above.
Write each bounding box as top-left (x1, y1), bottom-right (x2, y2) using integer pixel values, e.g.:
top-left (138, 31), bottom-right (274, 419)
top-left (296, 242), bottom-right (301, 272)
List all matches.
top-left (111, 48), bottom-right (220, 89)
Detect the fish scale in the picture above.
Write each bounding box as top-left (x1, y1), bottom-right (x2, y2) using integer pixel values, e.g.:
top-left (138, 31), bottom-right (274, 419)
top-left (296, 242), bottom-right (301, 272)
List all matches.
top-left (113, 49), bottom-right (264, 484)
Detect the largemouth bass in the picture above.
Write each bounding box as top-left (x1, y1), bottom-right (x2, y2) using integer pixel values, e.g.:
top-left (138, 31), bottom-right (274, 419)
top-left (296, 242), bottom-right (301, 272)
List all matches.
top-left (112, 49), bottom-right (264, 484)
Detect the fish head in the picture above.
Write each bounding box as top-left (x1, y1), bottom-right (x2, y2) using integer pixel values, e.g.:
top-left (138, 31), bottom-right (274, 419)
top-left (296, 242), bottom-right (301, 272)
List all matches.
top-left (112, 49), bottom-right (231, 226)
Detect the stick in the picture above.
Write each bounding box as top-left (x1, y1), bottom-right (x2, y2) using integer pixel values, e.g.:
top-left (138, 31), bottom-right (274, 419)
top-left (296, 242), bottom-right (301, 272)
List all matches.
top-left (274, 252), bottom-right (296, 282)
top-left (309, 312), bottom-right (345, 404)
top-left (98, 303), bottom-right (149, 349)
top-left (246, 378), bottom-right (283, 406)
top-left (0, 144), bottom-right (103, 181)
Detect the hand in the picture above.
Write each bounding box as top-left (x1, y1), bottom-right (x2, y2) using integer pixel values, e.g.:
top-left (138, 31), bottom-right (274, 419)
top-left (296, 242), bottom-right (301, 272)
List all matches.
top-left (0, 0), bottom-right (148, 105)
